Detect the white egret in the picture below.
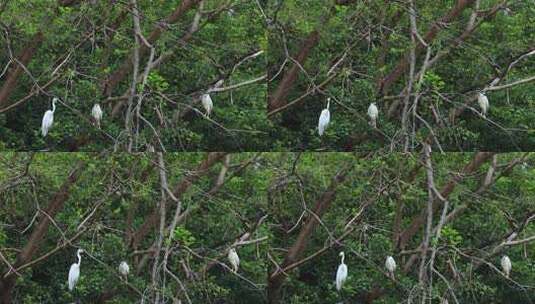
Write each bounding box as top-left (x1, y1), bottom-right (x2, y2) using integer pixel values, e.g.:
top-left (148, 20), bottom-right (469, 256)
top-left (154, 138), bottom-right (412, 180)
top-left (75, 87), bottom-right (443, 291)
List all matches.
top-left (228, 248), bottom-right (240, 273)
top-left (119, 261), bottom-right (130, 279)
top-left (385, 256), bottom-right (396, 279)
top-left (201, 94), bottom-right (213, 117)
top-left (335, 251), bottom-right (347, 291)
top-left (318, 98), bottom-right (331, 136)
top-left (477, 92), bottom-right (489, 118)
top-left (68, 249), bottom-right (84, 291)
top-left (501, 255), bottom-right (512, 278)
top-left (91, 103), bottom-right (103, 128)
top-left (41, 97), bottom-right (58, 137)
top-left (367, 102), bottom-right (379, 128)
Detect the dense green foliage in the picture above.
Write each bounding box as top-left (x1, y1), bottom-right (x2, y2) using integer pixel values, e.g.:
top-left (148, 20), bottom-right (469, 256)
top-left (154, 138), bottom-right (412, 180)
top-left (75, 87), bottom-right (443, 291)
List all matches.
top-left (2, 1), bottom-right (532, 151)
top-left (1, 152), bottom-right (534, 303)
top-left (0, 1), bottom-right (267, 151)
top-left (266, 152), bottom-right (535, 303)
top-left (1, 3), bottom-right (534, 304)
top-left (268, 0), bottom-right (535, 151)
top-left (0, 153), bottom-right (268, 303)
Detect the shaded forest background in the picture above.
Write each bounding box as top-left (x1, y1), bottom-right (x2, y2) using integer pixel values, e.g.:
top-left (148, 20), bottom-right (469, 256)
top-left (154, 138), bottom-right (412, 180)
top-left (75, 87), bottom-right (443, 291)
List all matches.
top-left (0, 0), bottom-right (267, 151)
top-left (1, 1), bottom-right (534, 303)
top-left (1, 0), bottom-right (533, 151)
top-left (0, 152), bottom-right (534, 303)
top-left (267, 0), bottom-right (534, 151)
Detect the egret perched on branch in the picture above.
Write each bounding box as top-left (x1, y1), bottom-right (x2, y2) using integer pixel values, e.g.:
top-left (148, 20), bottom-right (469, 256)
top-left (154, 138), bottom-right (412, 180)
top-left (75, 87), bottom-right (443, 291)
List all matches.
top-left (501, 255), bottom-right (512, 278)
top-left (41, 97), bottom-right (58, 137)
top-left (318, 98), bottom-right (331, 136)
top-left (68, 249), bottom-right (84, 291)
top-left (367, 102), bottom-right (379, 128)
top-left (119, 261), bottom-right (130, 280)
top-left (228, 248), bottom-right (240, 273)
top-left (335, 251), bottom-right (347, 291)
top-left (201, 94), bottom-right (213, 117)
top-left (477, 92), bottom-right (489, 118)
top-left (385, 256), bottom-right (396, 279)
top-left (91, 103), bottom-right (103, 128)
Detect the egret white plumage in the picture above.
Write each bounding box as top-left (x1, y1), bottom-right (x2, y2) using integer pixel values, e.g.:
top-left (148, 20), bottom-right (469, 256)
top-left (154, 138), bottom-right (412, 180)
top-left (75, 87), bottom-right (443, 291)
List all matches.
top-left (367, 102), bottom-right (379, 128)
top-left (385, 256), bottom-right (396, 279)
top-left (91, 103), bottom-right (103, 128)
top-left (228, 248), bottom-right (240, 273)
top-left (501, 255), bottom-right (512, 278)
top-left (318, 98), bottom-right (331, 136)
top-left (119, 261), bottom-right (130, 278)
top-left (68, 249), bottom-right (83, 291)
top-left (41, 97), bottom-right (57, 137)
top-left (335, 251), bottom-right (347, 291)
top-left (477, 92), bottom-right (489, 118)
top-left (201, 94), bottom-right (213, 117)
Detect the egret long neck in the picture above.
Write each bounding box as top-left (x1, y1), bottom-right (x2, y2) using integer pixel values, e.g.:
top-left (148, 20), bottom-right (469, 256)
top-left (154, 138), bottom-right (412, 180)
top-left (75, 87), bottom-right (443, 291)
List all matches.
top-left (52, 100), bottom-right (56, 112)
top-left (77, 251), bottom-right (82, 266)
top-left (340, 253), bottom-right (345, 264)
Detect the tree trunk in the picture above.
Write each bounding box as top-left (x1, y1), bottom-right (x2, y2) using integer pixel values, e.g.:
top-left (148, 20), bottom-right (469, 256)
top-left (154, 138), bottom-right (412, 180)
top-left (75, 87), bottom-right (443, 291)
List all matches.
top-left (397, 152), bottom-right (493, 250)
top-left (0, 0), bottom-right (88, 110)
top-left (0, 32), bottom-right (44, 109)
top-left (380, 0), bottom-right (476, 96)
top-left (131, 152), bottom-right (226, 249)
top-left (268, 30), bottom-right (320, 113)
top-left (0, 161), bottom-right (86, 304)
top-left (267, 1), bottom-right (358, 114)
top-left (103, 0), bottom-right (201, 97)
top-left (267, 164), bottom-right (351, 303)
top-left (0, 280), bottom-right (14, 304)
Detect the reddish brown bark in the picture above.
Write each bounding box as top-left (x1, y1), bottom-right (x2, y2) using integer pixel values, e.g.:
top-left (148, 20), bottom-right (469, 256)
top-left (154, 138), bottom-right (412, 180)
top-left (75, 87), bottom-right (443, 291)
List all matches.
top-left (397, 152), bottom-right (494, 250)
top-left (130, 152), bottom-right (227, 249)
top-left (97, 290), bottom-right (118, 303)
top-left (379, 0), bottom-right (476, 95)
top-left (0, 32), bottom-right (44, 108)
top-left (363, 287), bottom-right (386, 304)
top-left (267, 165), bottom-right (351, 304)
top-left (349, 153), bottom-right (493, 304)
top-left (99, 8), bottom-right (131, 72)
top-left (103, 0), bottom-right (201, 97)
top-left (392, 159), bottom-right (423, 247)
top-left (110, 30), bottom-right (198, 117)
top-left (0, 0), bottom-right (102, 111)
top-left (0, 161), bottom-right (86, 304)
top-left (268, 30), bottom-right (321, 113)
top-left (375, 7), bottom-right (405, 87)
top-left (97, 152), bottom-right (229, 303)
top-left (267, 0), bottom-right (359, 114)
